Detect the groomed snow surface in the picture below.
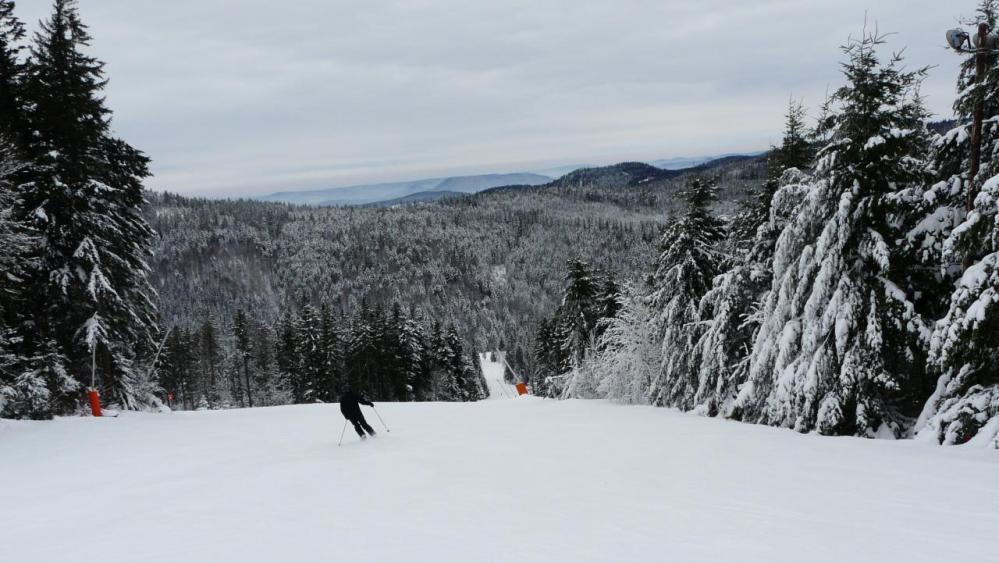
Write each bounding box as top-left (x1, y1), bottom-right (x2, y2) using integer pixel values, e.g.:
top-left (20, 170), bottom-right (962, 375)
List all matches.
top-left (2, 357), bottom-right (997, 562)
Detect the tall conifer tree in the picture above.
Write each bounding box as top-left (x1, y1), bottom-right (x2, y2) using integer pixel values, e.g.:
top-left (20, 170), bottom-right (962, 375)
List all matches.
top-left (736, 32), bottom-right (931, 436)
top-left (688, 102), bottom-right (815, 417)
top-left (0, 0), bottom-right (26, 143)
top-left (233, 309), bottom-right (254, 407)
top-left (916, 1), bottom-right (999, 447)
top-left (20, 0), bottom-right (158, 411)
top-left (647, 178), bottom-right (726, 407)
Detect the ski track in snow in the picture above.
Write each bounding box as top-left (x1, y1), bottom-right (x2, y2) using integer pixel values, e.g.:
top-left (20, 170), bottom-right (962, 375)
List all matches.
top-left (480, 352), bottom-right (519, 400)
top-left (1, 400), bottom-right (997, 562)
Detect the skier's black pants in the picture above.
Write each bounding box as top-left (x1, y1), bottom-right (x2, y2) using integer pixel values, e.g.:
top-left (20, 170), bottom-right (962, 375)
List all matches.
top-left (349, 414), bottom-right (375, 437)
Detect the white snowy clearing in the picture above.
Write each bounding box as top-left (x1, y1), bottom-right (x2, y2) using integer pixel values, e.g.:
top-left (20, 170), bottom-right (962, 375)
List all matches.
top-left (1, 356), bottom-right (996, 562)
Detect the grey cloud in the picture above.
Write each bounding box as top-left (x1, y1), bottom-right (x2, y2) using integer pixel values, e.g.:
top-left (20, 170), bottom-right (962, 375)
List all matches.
top-left (16, 0), bottom-right (967, 196)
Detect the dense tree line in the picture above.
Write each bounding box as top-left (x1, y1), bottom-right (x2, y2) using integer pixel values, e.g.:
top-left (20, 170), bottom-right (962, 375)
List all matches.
top-left (145, 183), bottom-right (680, 390)
top-left (0, 0), bottom-right (157, 418)
top-left (157, 302), bottom-right (486, 410)
top-left (543, 13), bottom-right (999, 448)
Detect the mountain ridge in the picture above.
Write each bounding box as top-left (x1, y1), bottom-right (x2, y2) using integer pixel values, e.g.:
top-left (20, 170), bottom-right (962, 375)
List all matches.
top-left (258, 172), bottom-right (552, 206)
top-left (255, 152), bottom-right (767, 207)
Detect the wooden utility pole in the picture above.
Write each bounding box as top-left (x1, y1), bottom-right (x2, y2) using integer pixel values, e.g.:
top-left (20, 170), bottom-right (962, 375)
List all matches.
top-left (965, 22), bottom-right (990, 271)
top-left (969, 22), bottom-right (989, 210)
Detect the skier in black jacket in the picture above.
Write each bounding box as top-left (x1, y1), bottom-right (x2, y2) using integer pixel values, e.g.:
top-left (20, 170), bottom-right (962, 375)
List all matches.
top-left (340, 389), bottom-right (376, 439)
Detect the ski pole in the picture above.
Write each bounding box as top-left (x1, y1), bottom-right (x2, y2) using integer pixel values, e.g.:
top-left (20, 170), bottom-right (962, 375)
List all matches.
top-left (372, 406), bottom-right (390, 433)
top-left (338, 419), bottom-right (348, 446)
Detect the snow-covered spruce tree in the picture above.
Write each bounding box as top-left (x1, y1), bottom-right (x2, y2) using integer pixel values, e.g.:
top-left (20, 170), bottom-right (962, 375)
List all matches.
top-left (647, 178), bottom-right (726, 408)
top-left (0, 3), bottom-right (64, 419)
top-left (197, 318), bottom-right (223, 406)
top-left (275, 311), bottom-right (299, 401)
top-left (914, 1), bottom-right (999, 444)
top-left (19, 0), bottom-right (158, 411)
top-left (916, 174), bottom-right (999, 446)
top-left (221, 345), bottom-right (242, 408)
top-left (557, 260), bottom-right (616, 398)
top-left (729, 100), bottom-right (813, 250)
top-left (410, 318), bottom-right (435, 401)
top-left (687, 103), bottom-right (815, 417)
top-left (0, 0), bottom-right (26, 143)
top-left (444, 324), bottom-right (485, 401)
top-left (346, 303), bottom-right (383, 399)
top-left (534, 259), bottom-right (621, 398)
top-left (734, 32), bottom-right (932, 437)
top-left (295, 303), bottom-right (327, 403)
top-left (560, 275), bottom-right (624, 400)
top-left (375, 303), bottom-right (414, 401)
top-left (531, 317), bottom-right (566, 396)
top-left (251, 322), bottom-right (287, 407)
top-left (320, 305), bottom-right (345, 401)
top-left (426, 321), bottom-right (457, 400)
top-left (429, 321), bottom-right (468, 401)
top-left (157, 327), bottom-right (195, 410)
top-left (233, 308), bottom-right (254, 407)
top-left (561, 344), bottom-right (602, 399)
top-left (0, 141), bottom-right (63, 419)
top-left (396, 309), bottom-right (425, 400)
top-left (590, 284), bottom-right (659, 404)
top-left (560, 260), bottom-right (603, 358)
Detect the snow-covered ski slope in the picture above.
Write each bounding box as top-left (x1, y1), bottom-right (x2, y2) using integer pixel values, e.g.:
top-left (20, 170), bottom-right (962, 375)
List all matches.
top-left (1, 400), bottom-right (996, 563)
top-left (479, 352), bottom-right (519, 399)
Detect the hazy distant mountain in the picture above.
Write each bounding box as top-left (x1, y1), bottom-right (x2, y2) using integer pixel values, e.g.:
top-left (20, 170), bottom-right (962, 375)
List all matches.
top-left (531, 164), bottom-right (594, 179)
top-left (649, 152), bottom-right (766, 170)
top-left (364, 190), bottom-right (466, 207)
top-left (256, 152), bottom-right (766, 207)
top-left (649, 156), bottom-right (716, 170)
top-left (258, 173), bottom-right (552, 206)
top-left (553, 162), bottom-right (679, 189)
top-left (532, 152), bottom-right (764, 179)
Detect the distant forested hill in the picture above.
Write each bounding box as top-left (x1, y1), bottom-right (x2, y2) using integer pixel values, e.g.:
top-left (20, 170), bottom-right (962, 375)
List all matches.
top-left (256, 172), bottom-right (553, 206)
top-left (146, 156), bottom-right (766, 377)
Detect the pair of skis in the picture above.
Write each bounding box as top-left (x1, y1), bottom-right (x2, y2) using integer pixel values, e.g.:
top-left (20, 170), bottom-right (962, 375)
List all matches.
top-left (338, 406), bottom-right (390, 446)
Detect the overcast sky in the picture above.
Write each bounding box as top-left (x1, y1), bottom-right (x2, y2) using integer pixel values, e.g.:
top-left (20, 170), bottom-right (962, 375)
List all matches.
top-left (17, 1), bottom-right (972, 197)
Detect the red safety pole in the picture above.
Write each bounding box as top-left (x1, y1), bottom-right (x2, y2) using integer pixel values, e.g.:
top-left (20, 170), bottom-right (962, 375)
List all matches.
top-left (87, 389), bottom-right (103, 417)
top-left (88, 341), bottom-right (102, 417)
